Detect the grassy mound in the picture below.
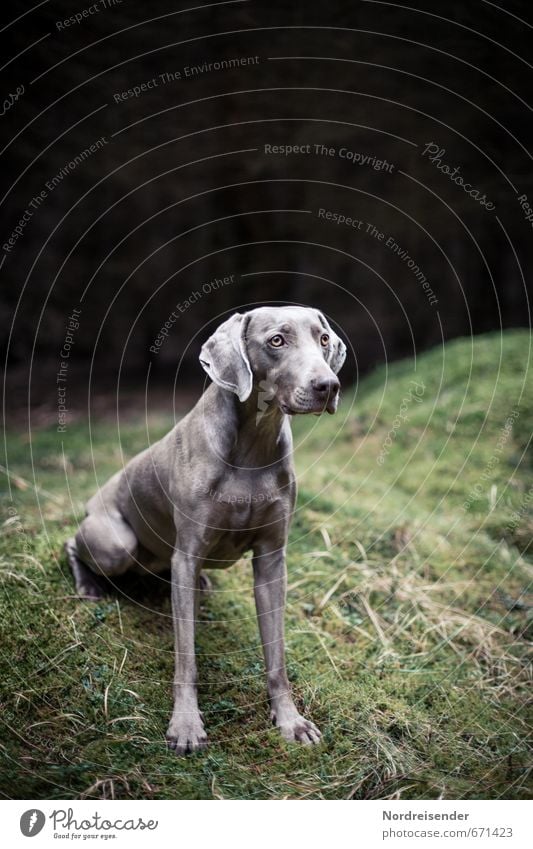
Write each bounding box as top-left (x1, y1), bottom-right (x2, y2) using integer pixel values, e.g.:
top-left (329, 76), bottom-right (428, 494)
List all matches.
top-left (1, 330), bottom-right (531, 799)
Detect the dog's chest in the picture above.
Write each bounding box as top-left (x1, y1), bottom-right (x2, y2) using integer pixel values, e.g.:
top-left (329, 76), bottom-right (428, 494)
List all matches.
top-left (201, 472), bottom-right (285, 529)
top-left (199, 469), bottom-right (293, 563)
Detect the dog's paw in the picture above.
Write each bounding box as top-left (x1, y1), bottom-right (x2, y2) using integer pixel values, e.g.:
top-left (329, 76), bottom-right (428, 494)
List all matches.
top-left (77, 581), bottom-right (105, 601)
top-left (166, 713), bottom-right (208, 756)
top-left (272, 710), bottom-right (322, 745)
top-left (64, 541), bottom-right (106, 601)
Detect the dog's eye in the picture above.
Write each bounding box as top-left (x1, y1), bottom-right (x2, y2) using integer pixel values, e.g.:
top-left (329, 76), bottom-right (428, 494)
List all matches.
top-left (269, 334), bottom-right (285, 348)
top-left (320, 333), bottom-right (330, 347)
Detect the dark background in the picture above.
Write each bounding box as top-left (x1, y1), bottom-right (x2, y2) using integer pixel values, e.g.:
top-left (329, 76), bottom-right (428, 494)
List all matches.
top-left (1, 0), bottom-right (532, 417)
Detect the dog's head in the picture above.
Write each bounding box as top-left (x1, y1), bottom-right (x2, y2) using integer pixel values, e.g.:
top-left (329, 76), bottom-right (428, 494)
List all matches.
top-left (200, 306), bottom-right (346, 415)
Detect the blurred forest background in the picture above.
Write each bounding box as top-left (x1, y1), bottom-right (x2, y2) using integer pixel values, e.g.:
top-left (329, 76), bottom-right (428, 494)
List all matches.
top-left (1, 0), bottom-right (532, 417)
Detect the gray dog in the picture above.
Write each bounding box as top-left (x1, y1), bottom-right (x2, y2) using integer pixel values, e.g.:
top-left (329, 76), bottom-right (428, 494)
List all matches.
top-left (65, 306), bottom-right (346, 754)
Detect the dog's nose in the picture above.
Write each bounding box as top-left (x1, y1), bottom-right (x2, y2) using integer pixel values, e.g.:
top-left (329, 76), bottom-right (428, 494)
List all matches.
top-left (311, 376), bottom-right (340, 396)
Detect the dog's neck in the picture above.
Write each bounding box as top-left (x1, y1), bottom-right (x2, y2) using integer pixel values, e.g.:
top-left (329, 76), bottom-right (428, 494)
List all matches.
top-left (207, 384), bottom-right (290, 467)
top-left (237, 386), bottom-right (290, 466)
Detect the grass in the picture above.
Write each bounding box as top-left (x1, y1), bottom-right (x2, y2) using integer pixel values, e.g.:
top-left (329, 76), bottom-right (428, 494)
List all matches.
top-left (1, 329), bottom-right (532, 799)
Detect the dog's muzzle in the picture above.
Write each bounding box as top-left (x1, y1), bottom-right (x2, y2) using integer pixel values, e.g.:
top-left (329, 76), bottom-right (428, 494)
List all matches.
top-left (284, 377), bottom-right (340, 415)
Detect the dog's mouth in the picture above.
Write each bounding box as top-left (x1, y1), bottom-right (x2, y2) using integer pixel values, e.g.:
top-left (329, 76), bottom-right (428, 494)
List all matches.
top-left (280, 397), bottom-right (338, 416)
top-left (280, 402), bottom-right (305, 415)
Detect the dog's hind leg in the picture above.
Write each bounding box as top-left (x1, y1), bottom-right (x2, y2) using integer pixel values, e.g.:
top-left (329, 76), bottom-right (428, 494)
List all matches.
top-left (66, 511), bottom-right (138, 601)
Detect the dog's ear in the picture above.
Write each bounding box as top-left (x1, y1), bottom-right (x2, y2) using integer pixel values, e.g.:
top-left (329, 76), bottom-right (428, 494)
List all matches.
top-left (316, 311), bottom-right (347, 374)
top-left (199, 313), bottom-right (253, 402)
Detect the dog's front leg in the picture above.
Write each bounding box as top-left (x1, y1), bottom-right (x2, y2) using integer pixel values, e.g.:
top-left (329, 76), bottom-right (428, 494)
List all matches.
top-left (166, 550), bottom-right (207, 755)
top-left (253, 546), bottom-right (321, 745)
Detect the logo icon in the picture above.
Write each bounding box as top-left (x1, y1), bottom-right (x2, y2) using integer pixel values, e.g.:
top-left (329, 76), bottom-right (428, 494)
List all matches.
top-left (20, 810), bottom-right (45, 837)
top-left (256, 379), bottom-right (278, 424)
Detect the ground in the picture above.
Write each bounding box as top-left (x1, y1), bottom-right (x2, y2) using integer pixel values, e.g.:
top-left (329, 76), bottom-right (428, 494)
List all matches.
top-left (0, 330), bottom-right (531, 799)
